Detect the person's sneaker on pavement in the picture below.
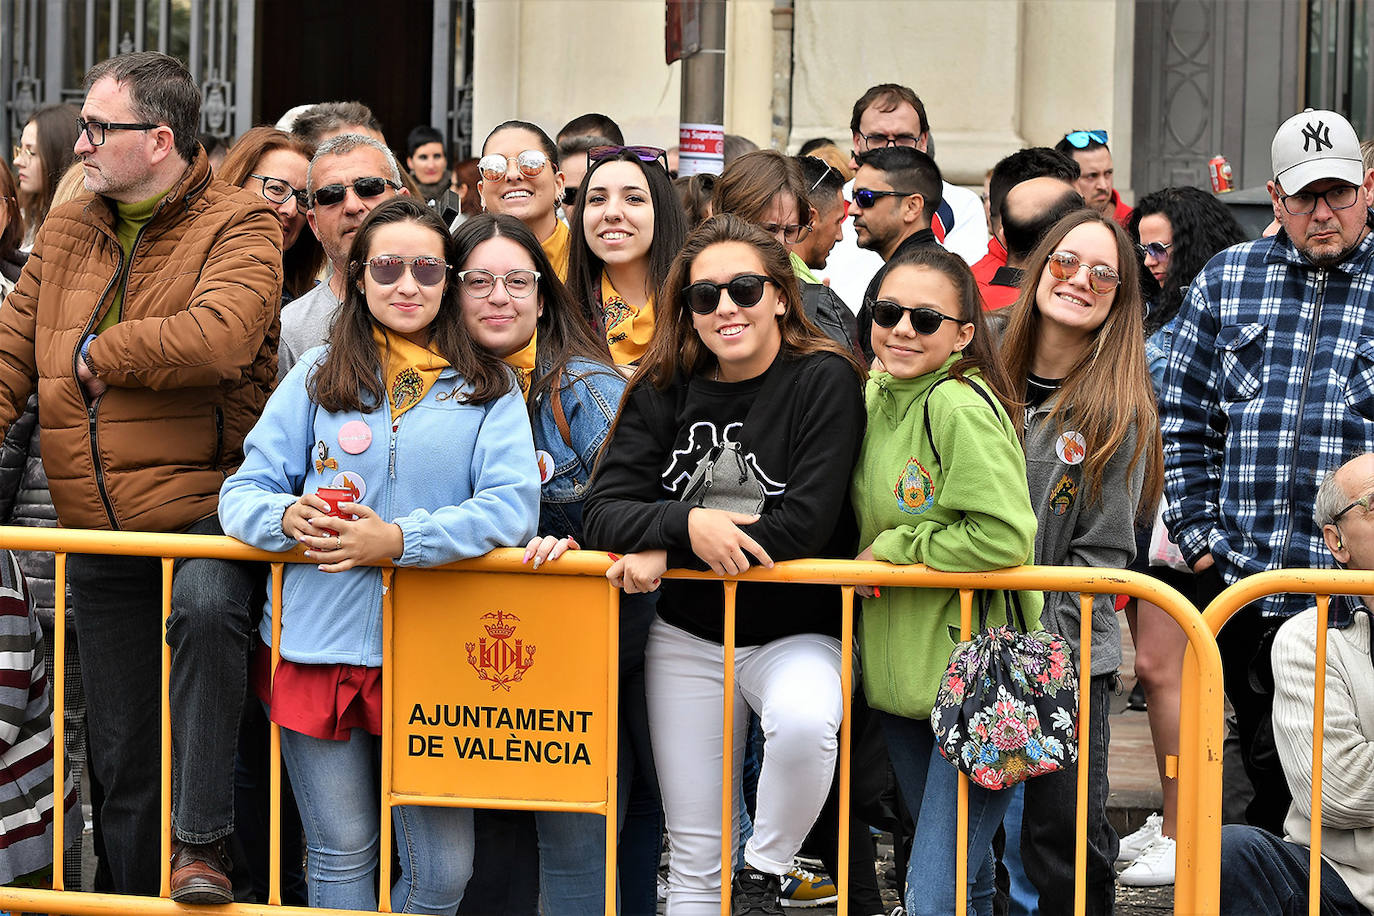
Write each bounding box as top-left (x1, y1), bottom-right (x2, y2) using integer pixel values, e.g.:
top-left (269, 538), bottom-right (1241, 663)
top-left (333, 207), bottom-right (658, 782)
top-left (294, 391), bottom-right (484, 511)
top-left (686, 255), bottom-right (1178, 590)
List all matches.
top-left (779, 863), bottom-right (837, 907)
top-left (1115, 811), bottom-right (1163, 863)
top-left (169, 838), bottom-right (233, 904)
top-left (1117, 835), bottom-right (1176, 886)
top-left (732, 866), bottom-right (784, 915)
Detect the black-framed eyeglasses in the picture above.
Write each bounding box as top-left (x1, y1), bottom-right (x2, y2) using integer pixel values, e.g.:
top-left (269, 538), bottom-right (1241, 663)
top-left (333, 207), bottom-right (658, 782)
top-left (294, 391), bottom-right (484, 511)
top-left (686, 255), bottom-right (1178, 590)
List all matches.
top-left (1046, 251), bottom-right (1120, 295)
top-left (1278, 184), bottom-right (1360, 216)
top-left (682, 274), bottom-right (773, 314)
top-left (1063, 129), bottom-right (1108, 149)
top-left (1332, 493), bottom-right (1374, 524)
top-left (852, 188), bottom-right (915, 209)
top-left (249, 174), bottom-right (308, 209)
top-left (76, 116), bottom-right (160, 147)
top-left (310, 176), bottom-right (400, 208)
top-left (588, 144), bottom-right (670, 173)
top-left (857, 132), bottom-right (921, 150)
top-left (365, 255), bottom-right (450, 287)
top-left (868, 300), bottom-right (967, 334)
top-left (761, 222), bottom-right (812, 245)
top-left (456, 268), bottom-right (540, 299)
top-left (1136, 240), bottom-right (1173, 261)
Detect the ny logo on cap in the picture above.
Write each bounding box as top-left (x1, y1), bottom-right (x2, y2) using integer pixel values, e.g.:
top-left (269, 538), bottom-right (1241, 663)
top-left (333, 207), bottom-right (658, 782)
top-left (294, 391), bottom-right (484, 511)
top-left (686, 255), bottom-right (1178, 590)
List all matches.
top-left (1302, 120), bottom-right (1333, 153)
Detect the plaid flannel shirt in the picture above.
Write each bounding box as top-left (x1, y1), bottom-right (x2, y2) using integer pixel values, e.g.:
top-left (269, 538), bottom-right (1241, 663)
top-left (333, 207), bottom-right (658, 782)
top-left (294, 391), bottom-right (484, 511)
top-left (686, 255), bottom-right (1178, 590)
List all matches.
top-left (1161, 220), bottom-right (1374, 617)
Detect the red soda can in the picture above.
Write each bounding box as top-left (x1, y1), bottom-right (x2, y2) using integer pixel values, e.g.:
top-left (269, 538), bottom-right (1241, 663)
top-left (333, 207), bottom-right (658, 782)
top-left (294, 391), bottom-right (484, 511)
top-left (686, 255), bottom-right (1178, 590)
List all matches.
top-left (1208, 155), bottom-right (1233, 193)
top-left (315, 486), bottom-right (355, 536)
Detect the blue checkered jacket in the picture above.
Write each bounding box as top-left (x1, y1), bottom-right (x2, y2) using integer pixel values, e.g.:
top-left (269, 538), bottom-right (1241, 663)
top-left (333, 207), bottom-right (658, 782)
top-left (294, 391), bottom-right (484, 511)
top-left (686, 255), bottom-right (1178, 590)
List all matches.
top-left (1161, 219), bottom-right (1374, 616)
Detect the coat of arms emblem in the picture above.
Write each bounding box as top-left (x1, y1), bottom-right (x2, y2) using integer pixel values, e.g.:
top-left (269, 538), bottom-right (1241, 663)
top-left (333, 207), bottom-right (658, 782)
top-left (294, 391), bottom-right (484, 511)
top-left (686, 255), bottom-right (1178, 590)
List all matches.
top-left (466, 610), bottom-right (535, 691)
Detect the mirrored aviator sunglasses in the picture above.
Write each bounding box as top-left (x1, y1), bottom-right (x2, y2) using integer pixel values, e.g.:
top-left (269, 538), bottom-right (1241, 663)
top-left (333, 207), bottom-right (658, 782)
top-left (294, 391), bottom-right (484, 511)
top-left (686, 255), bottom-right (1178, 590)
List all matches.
top-left (1046, 251), bottom-right (1119, 294)
top-left (683, 274), bottom-right (771, 314)
top-left (477, 149), bottom-right (548, 182)
top-left (367, 255), bottom-right (449, 287)
top-left (869, 300), bottom-right (964, 334)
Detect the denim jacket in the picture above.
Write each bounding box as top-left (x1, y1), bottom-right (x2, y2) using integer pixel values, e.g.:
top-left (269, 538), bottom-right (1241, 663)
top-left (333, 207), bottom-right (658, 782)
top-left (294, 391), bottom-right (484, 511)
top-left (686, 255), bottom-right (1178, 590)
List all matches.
top-left (531, 357), bottom-right (627, 540)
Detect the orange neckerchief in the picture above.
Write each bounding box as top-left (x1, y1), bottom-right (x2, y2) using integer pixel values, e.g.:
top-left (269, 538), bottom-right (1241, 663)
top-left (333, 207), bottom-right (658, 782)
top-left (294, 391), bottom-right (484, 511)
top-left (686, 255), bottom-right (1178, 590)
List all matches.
top-left (600, 272), bottom-right (654, 366)
top-left (501, 330), bottom-right (538, 400)
top-left (371, 326), bottom-right (449, 421)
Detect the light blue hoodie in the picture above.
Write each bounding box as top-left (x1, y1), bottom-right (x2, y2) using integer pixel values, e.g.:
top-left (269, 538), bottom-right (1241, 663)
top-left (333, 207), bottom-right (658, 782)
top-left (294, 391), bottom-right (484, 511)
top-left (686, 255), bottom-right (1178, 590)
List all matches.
top-left (219, 345), bottom-right (540, 666)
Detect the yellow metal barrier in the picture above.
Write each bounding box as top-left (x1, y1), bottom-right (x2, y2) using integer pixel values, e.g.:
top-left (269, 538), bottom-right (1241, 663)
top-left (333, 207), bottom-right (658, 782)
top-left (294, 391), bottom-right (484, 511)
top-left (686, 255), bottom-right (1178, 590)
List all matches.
top-left (0, 527), bottom-right (1224, 916)
top-left (1199, 568), bottom-right (1374, 916)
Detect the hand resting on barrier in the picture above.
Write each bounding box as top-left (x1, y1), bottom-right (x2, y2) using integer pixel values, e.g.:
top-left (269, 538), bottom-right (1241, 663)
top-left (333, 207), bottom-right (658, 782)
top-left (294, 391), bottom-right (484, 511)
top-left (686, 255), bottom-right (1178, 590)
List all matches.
top-left (687, 507), bottom-right (774, 576)
top-left (607, 549), bottom-right (667, 594)
top-left (298, 501), bottom-right (403, 573)
top-left (523, 535), bottom-right (579, 570)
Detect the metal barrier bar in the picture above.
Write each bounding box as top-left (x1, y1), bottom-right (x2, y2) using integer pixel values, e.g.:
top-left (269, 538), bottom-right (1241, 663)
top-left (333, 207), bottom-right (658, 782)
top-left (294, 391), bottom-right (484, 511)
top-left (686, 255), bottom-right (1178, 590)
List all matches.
top-left (158, 556), bottom-right (173, 898)
top-left (1075, 592), bottom-right (1093, 916)
top-left (720, 580), bottom-right (737, 916)
top-left (51, 551), bottom-right (67, 892)
top-left (954, 587), bottom-right (973, 916)
top-left (269, 562), bottom-right (284, 906)
top-left (379, 566), bottom-right (396, 914)
top-left (838, 585), bottom-right (855, 915)
top-left (1309, 594), bottom-right (1329, 915)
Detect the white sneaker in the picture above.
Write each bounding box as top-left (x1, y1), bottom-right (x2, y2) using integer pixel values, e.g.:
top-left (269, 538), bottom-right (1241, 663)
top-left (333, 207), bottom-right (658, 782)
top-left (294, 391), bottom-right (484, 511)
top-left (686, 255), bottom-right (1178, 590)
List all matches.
top-left (1117, 835), bottom-right (1176, 886)
top-left (1115, 811), bottom-right (1162, 863)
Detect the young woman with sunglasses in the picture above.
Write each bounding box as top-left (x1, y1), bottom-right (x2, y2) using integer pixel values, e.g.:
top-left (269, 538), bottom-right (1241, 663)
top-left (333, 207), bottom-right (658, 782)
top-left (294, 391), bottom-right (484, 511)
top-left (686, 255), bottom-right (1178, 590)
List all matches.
top-left (998, 208), bottom-right (1163, 916)
top-left (565, 145), bottom-right (688, 367)
top-left (1112, 187), bottom-right (1246, 886)
top-left (12, 104), bottom-right (80, 248)
top-left (219, 198), bottom-right (540, 913)
top-left (851, 246), bottom-right (1040, 916)
top-left (218, 127), bottom-right (326, 300)
top-left (477, 121), bottom-right (569, 279)
top-left (584, 214), bottom-right (865, 914)
top-left (712, 150), bottom-right (861, 358)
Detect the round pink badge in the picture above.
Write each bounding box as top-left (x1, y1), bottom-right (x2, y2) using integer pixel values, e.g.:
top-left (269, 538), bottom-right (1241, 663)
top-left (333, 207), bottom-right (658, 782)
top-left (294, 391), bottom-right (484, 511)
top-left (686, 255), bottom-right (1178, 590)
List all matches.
top-left (338, 420), bottom-right (373, 454)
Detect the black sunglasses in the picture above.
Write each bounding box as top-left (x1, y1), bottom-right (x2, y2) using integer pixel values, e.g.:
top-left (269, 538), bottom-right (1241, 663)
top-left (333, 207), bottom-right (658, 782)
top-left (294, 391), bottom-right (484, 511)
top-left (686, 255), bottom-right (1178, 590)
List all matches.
top-left (869, 300), bottom-right (966, 334)
top-left (311, 176), bottom-right (400, 208)
top-left (683, 274), bottom-right (772, 314)
top-left (853, 187), bottom-right (915, 209)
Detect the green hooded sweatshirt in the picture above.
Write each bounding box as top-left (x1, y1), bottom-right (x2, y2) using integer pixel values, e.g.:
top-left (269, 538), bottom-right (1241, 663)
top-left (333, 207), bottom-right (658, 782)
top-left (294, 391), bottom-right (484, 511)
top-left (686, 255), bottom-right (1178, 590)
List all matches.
top-left (852, 356), bottom-right (1043, 719)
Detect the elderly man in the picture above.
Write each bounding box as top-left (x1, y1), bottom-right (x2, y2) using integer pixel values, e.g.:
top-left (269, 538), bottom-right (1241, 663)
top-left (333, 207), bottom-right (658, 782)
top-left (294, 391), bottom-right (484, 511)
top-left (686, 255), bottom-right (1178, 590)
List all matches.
top-left (0, 52), bottom-right (281, 901)
top-left (1219, 452), bottom-right (1374, 916)
top-left (277, 133), bottom-right (408, 378)
top-left (1161, 108), bottom-right (1374, 833)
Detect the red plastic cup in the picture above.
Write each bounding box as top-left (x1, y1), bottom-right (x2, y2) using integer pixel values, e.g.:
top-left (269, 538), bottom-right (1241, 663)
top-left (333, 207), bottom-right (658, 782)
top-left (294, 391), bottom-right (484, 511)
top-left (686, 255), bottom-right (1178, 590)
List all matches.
top-left (315, 487), bottom-right (356, 536)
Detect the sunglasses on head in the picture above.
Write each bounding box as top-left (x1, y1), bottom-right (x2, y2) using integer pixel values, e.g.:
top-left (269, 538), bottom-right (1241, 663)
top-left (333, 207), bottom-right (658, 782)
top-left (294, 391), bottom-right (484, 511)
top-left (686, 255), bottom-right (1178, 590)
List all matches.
top-left (588, 144), bottom-right (670, 172)
top-left (1046, 251), bottom-right (1120, 294)
top-left (1063, 129), bottom-right (1108, 149)
top-left (682, 274), bottom-right (773, 314)
top-left (365, 255), bottom-right (449, 287)
top-left (1136, 240), bottom-right (1172, 261)
top-left (869, 300), bottom-right (966, 333)
top-left (311, 177), bottom-right (399, 208)
top-left (477, 149), bottom-right (549, 183)
top-left (852, 187), bottom-right (915, 209)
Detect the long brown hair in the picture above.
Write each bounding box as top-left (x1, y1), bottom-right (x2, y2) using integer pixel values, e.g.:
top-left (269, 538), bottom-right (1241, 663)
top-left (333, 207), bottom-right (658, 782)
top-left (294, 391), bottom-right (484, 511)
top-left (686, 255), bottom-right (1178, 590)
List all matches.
top-left (452, 213), bottom-right (617, 419)
top-left (17, 104), bottom-right (79, 235)
top-left (218, 126), bottom-right (326, 298)
top-left (877, 246), bottom-right (1019, 420)
top-left (0, 163), bottom-right (22, 258)
top-left (633, 213), bottom-right (864, 391)
top-left (1000, 208), bottom-right (1163, 514)
top-left (712, 149), bottom-right (811, 228)
top-left (309, 198), bottom-right (512, 412)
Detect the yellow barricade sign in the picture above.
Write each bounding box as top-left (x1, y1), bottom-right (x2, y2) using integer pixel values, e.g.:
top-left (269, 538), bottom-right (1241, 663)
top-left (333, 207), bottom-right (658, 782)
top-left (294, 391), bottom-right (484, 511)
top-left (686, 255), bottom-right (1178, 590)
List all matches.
top-left (389, 568), bottom-right (614, 804)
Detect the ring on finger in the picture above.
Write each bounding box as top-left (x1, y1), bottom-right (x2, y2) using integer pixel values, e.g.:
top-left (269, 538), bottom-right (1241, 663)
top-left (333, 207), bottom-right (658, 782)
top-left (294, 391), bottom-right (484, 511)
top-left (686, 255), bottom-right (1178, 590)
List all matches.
top-left (335, 535), bottom-right (342, 550)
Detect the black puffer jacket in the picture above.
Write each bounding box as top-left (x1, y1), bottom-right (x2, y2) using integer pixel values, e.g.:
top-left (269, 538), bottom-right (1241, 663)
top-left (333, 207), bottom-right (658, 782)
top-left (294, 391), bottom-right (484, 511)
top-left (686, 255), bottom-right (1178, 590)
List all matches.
top-left (801, 281), bottom-right (863, 363)
top-left (0, 392), bottom-right (60, 626)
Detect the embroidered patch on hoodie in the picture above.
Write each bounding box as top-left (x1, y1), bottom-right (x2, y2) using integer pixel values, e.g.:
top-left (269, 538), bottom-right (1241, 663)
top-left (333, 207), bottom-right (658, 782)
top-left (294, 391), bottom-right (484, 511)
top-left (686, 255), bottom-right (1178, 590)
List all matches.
top-left (1050, 473), bottom-right (1078, 517)
top-left (895, 456), bottom-right (935, 515)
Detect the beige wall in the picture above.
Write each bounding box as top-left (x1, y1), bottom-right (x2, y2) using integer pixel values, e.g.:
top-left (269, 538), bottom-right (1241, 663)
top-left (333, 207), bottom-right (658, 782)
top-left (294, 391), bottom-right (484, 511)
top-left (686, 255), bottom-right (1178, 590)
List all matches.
top-left (471, 0), bottom-right (1134, 197)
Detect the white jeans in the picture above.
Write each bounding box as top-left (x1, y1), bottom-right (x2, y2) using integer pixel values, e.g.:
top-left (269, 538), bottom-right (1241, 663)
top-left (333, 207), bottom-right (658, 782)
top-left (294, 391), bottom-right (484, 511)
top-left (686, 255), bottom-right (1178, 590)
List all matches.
top-left (646, 617), bottom-right (843, 915)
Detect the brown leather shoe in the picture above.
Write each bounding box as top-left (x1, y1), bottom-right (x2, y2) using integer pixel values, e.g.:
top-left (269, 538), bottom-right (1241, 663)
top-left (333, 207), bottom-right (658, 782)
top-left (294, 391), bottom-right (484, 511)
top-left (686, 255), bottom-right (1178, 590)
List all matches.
top-left (170, 838), bottom-right (233, 904)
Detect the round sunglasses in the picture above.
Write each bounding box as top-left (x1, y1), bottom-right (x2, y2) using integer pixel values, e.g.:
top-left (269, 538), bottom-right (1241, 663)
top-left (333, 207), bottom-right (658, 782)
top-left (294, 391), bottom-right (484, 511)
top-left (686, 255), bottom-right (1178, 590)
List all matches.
top-left (869, 300), bottom-right (966, 333)
top-left (477, 149), bottom-right (549, 183)
top-left (1046, 251), bottom-right (1120, 294)
top-left (682, 274), bottom-right (773, 315)
top-left (365, 255), bottom-right (449, 287)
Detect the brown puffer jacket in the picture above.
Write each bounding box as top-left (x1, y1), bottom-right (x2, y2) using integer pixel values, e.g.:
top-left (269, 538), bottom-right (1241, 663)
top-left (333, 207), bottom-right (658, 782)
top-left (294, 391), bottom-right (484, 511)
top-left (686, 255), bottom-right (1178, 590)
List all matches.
top-left (0, 148), bottom-right (283, 532)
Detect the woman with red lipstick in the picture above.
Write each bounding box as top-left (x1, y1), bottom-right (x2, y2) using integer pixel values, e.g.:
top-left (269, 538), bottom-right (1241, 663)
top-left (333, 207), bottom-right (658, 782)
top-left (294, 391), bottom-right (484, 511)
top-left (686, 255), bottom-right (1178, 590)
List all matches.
top-left (476, 121), bottom-right (569, 279)
top-left (998, 208), bottom-right (1163, 915)
top-left (584, 215), bottom-right (865, 914)
top-left (1112, 186), bottom-right (1246, 887)
top-left (12, 104), bottom-right (80, 248)
top-left (566, 145), bottom-right (687, 366)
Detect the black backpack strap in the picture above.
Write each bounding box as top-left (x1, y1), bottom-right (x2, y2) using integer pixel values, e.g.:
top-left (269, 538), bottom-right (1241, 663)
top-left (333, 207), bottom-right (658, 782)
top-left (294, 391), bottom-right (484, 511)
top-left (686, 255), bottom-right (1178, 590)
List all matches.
top-left (921, 375), bottom-right (1000, 469)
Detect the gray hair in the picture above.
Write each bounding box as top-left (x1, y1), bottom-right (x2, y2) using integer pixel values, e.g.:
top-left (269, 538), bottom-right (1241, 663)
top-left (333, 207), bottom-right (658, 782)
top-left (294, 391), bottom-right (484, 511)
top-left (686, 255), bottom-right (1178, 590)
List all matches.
top-left (1314, 465), bottom-right (1352, 527)
top-left (307, 133), bottom-right (402, 198)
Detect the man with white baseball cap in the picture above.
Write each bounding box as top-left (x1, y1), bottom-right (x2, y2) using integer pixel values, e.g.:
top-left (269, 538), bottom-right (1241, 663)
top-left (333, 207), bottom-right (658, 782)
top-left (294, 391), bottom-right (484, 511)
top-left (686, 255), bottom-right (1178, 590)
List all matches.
top-left (1160, 107), bottom-right (1374, 834)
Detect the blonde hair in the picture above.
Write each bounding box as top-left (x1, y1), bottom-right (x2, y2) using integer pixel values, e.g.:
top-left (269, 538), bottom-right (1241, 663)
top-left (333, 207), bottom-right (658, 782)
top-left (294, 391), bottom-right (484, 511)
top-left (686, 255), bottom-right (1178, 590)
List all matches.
top-left (49, 162), bottom-right (91, 210)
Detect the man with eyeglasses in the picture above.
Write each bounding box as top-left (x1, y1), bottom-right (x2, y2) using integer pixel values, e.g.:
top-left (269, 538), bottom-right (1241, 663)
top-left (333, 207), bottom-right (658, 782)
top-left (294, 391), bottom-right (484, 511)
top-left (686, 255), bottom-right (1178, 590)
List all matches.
top-left (0, 51), bottom-right (283, 903)
top-left (1053, 129), bottom-right (1132, 227)
top-left (277, 133), bottom-right (408, 379)
top-left (1161, 108), bottom-right (1374, 836)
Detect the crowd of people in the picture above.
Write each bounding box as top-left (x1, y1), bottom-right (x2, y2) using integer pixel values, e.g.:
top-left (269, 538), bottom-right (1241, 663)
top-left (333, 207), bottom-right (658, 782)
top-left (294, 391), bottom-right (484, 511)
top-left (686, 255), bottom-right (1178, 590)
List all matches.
top-left (0, 48), bottom-right (1370, 916)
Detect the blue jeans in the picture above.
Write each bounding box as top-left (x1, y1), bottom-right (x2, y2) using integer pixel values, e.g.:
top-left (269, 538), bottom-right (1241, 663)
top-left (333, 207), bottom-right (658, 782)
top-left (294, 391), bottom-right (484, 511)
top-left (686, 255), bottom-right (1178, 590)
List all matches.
top-left (68, 514), bottom-right (259, 895)
top-left (880, 712), bottom-right (1010, 916)
top-left (1001, 784), bottom-right (1038, 915)
top-left (278, 725), bottom-right (474, 913)
top-left (1220, 824), bottom-right (1370, 915)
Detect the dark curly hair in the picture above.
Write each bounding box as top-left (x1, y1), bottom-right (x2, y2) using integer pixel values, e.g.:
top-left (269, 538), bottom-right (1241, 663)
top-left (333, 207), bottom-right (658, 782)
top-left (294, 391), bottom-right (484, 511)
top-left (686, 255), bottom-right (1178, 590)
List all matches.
top-left (1128, 186), bottom-right (1247, 335)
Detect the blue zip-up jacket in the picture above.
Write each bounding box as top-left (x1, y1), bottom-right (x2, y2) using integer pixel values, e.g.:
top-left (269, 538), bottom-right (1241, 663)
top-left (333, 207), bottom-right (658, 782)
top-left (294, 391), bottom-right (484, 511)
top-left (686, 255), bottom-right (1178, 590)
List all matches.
top-left (218, 345), bottom-right (540, 665)
top-left (1161, 220), bottom-right (1374, 616)
top-left (531, 357), bottom-right (626, 540)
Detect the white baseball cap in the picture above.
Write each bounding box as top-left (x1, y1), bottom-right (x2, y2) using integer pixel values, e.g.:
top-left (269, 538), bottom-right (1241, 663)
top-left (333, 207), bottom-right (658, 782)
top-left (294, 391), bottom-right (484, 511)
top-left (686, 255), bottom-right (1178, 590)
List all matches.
top-left (1271, 108), bottom-right (1365, 191)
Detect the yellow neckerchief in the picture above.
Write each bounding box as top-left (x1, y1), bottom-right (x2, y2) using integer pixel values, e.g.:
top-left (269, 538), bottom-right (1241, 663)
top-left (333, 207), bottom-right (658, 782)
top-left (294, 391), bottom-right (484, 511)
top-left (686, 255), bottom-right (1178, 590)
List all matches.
top-left (371, 326), bottom-right (449, 421)
top-left (501, 329), bottom-right (538, 400)
top-left (600, 272), bottom-right (654, 366)
top-left (541, 219), bottom-right (570, 282)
